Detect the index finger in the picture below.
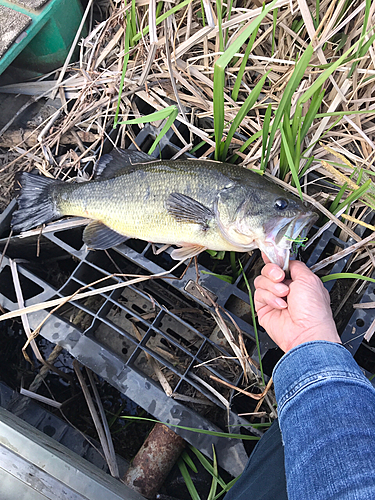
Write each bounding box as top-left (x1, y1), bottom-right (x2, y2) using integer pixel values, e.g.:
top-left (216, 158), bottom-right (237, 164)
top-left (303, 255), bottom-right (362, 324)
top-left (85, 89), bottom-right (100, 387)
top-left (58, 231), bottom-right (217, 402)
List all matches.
top-left (261, 262), bottom-right (285, 283)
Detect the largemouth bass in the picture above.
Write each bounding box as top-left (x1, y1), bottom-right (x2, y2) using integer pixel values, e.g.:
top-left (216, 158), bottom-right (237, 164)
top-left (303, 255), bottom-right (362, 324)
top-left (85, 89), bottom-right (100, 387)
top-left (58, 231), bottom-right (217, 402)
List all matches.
top-left (11, 149), bottom-right (318, 270)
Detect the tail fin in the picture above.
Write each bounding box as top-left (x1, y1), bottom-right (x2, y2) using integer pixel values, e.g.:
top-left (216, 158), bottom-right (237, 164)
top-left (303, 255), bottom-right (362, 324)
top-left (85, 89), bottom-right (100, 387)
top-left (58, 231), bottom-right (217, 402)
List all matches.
top-left (11, 173), bottom-right (62, 233)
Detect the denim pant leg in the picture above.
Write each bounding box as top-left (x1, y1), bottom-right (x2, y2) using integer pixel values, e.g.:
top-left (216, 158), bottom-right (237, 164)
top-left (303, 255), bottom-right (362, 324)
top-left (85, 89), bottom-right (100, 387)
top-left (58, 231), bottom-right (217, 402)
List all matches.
top-left (224, 419), bottom-right (287, 500)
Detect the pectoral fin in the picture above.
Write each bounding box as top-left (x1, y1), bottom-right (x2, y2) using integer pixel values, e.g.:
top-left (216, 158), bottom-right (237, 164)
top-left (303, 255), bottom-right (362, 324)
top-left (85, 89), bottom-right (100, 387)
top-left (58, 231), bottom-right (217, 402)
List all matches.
top-left (83, 221), bottom-right (128, 250)
top-left (171, 244), bottom-right (207, 260)
top-left (166, 193), bottom-right (213, 229)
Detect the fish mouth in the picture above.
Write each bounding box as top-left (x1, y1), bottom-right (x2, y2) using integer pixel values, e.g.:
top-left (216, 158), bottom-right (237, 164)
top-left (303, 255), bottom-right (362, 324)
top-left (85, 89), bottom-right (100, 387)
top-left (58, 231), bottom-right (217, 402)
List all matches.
top-left (258, 211), bottom-right (319, 271)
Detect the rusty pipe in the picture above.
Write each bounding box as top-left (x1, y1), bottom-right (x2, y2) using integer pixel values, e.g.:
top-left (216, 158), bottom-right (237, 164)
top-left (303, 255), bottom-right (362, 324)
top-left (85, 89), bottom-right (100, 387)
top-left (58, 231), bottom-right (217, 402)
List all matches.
top-left (123, 423), bottom-right (186, 499)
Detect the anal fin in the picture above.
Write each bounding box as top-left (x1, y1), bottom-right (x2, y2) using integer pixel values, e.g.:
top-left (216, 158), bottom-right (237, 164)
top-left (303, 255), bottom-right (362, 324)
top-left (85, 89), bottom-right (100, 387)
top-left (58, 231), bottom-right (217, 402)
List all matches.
top-left (171, 244), bottom-right (207, 260)
top-left (83, 221), bottom-right (128, 250)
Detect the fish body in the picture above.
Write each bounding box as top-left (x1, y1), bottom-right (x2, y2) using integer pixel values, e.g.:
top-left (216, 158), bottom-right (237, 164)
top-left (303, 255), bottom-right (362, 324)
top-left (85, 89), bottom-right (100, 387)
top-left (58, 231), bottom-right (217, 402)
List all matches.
top-left (11, 149), bottom-right (318, 269)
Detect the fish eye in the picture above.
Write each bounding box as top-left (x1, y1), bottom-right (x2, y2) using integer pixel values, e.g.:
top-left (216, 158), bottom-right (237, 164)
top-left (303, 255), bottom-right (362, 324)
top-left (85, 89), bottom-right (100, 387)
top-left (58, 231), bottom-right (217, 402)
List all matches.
top-left (274, 198), bottom-right (288, 210)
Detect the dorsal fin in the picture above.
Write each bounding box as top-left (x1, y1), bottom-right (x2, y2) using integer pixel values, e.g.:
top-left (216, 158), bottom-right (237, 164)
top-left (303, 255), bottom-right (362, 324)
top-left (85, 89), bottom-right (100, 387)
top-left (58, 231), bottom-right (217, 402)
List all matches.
top-left (94, 149), bottom-right (155, 179)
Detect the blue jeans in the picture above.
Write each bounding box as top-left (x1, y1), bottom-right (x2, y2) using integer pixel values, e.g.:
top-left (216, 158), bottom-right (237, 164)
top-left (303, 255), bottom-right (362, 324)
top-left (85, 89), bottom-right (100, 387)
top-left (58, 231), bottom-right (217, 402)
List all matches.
top-left (225, 341), bottom-right (375, 500)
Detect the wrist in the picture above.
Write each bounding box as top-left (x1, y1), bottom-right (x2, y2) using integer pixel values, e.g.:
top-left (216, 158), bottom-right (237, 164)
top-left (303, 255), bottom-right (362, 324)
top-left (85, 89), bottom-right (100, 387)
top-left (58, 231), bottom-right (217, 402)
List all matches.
top-left (284, 326), bottom-right (341, 353)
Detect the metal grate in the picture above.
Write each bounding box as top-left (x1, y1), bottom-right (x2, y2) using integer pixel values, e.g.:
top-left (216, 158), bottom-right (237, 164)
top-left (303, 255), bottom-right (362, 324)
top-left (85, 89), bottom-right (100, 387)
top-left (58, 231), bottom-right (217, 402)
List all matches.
top-left (0, 226), bottom-right (263, 476)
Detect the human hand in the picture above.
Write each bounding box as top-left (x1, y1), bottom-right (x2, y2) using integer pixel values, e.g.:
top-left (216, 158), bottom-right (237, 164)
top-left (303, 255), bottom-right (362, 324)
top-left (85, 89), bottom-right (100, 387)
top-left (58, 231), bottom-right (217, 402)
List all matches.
top-left (254, 256), bottom-right (341, 353)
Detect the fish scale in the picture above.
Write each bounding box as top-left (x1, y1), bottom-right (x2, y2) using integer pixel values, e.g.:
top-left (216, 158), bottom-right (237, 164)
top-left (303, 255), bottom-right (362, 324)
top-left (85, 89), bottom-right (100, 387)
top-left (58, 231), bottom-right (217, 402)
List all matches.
top-left (54, 162), bottom-right (237, 249)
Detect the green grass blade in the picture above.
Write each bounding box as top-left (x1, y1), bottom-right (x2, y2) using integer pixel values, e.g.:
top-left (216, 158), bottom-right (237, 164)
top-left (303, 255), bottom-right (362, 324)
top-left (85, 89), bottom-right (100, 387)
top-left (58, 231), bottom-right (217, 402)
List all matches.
top-left (120, 416), bottom-right (260, 440)
top-left (222, 71), bottom-right (270, 160)
top-left (298, 155), bottom-right (314, 179)
top-left (118, 105), bottom-right (177, 125)
top-left (291, 102), bottom-right (302, 140)
top-left (300, 87), bottom-right (325, 139)
top-left (178, 459), bottom-right (201, 500)
top-left (279, 141), bottom-right (287, 177)
top-left (242, 129), bottom-right (263, 151)
top-left (261, 44), bottom-right (314, 170)
top-left (201, 270), bottom-right (234, 284)
top-left (231, 16), bottom-right (262, 101)
top-left (156, 0), bottom-right (163, 18)
top-left (188, 445), bottom-right (236, 500)
top-left (207, 446), bottom-right (218, 500)
top-left (328, 182), bottom-right (347, 214)
top-left (213, 476), bottom-right (241, 500)
top-left (321, 273), bottom-right (375, 284)
top-left (358, 32), bottom-right (375, 58)
top-left (299, 32), bottom-right (374, 105)
top-left (282, 108), bottom-right (294, 146)
top-left (148, 107), bottom-right (178, 154)
top-left (181, 450), bottom-right (198, 473)
top-left (260, 104), bottom-right (272, 167)
top-left (358, 169), bottom-right (375, 177)
top-left (280, 132), bottom-right (303, 199)
top-left (291, 17), bottom-right (304, 34)
top-left (118, 105), bottom-right (178, 154)
top-left (224, 0), bottom-right (235, 45)
top-left (131, 0), bottom-right (192, 44)
top-left (331, 32), bottom-right (347, 53)
top-left (293, 122), bottom-right (302, 186)
top-left (300, 115), bottom-right (342, 159)
top-left (206, 250), bottom-right (226, 260)
top-left (332, 0), bottom-right (351, 24)
top-left (189, 446), bottom-right (227, 491)
top-left (189, 139), bottom-right (210, 154)
top-left (315, 0), bottom-right (320, 25)
top-left (217, 0), bottom-right (224, 51)
top-left (114, 13), bottom-right (131, 128)
top-left (356, 168), bottom-right (363, 184)
top-left (213, 64), bottom-right (225, 160)
top-left (279, 111), bottom-right (294, 179)
top-left (230, 251), bottom-right (238, 280)
top-left (232, 422), bottom-right (271, 428)
top-left (118, 104), bottom-right (179, 155)
top-left (214, 0), bottom-right (277, 70)
top-left (200, 0), bottom-right (206, 26)
top-left (332, 179), bottom-right (371, 215)
top-left (239, 262), bottom-right (265, 385)
top-left (229, 129), bottom-right (263, 163)
top-left (349, 0), bottom-right (371, 77)
top-left (271, 9), bottom-right (278, 55)
top-left (130, 0), bottom-right (137, 41)
top-left (213, 0), bottom-right (278, 160)
top-left (300, 52), bottom-right (350, 102)
top-left (225, 0), bottom-right (234, 21)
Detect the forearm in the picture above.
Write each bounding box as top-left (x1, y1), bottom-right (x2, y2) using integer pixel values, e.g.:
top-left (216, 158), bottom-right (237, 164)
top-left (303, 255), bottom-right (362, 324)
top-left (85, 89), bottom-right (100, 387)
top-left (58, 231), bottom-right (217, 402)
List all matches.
top-left (273, 341), bottom-right (375, 500)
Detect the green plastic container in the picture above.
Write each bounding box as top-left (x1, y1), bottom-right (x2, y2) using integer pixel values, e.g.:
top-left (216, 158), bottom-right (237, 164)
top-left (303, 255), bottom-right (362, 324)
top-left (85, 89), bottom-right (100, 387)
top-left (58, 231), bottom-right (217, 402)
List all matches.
top-left (0, 0), bottom-right (86, 77)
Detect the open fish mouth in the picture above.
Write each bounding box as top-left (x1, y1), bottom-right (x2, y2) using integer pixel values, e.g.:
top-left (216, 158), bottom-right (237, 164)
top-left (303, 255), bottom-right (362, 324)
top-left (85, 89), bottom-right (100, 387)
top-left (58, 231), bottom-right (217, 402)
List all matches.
top-left (259, 211), bottom-right (319, 271)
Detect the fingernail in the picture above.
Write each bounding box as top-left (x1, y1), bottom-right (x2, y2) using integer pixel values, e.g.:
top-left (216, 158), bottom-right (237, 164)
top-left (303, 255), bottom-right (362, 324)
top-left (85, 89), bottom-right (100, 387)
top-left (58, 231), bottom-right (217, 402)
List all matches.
top-left (275, 298), bottom-right (287, 308)
top-left (269, 268), bottom-right (284, 281)
top-left (275, 283), bottom-right (288, 294)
